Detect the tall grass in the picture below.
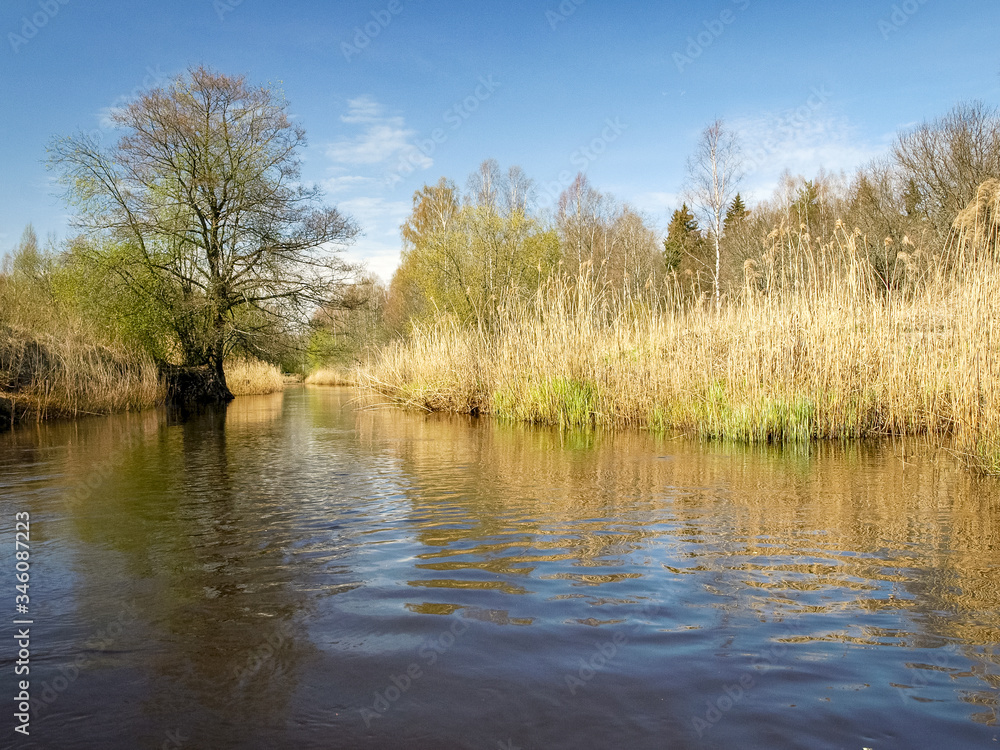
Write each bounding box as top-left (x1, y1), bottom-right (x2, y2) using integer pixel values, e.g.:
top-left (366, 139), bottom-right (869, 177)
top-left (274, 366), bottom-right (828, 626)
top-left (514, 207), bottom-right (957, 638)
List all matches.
top-left (0, 324), bottom-right (163, 422)
top-left (305, 367), bottom-right (356, 386)
top-left (224, 358), bottom-right (286, 396)
top-left (360, 192), bottom-right (1000, 474)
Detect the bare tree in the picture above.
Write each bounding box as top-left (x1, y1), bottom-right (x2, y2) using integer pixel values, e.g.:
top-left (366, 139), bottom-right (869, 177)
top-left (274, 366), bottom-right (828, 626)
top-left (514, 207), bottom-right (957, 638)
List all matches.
top-left (49, 66), bottom-right (359, 400)
top-left (686, 120), bottom-right (743, 308)
top-left (557, 173), bottom-right (616, 280)
top-left (892, 101), bottom-right (1000, 241)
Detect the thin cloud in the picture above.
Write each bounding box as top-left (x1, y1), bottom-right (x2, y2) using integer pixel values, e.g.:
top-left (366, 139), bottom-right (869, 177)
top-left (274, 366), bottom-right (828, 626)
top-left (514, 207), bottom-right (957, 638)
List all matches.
top-left (327, 96), bottom-right (432, 169)
top-left (336, 195), bottom-right (413, 282)
top-left (321, 172), bottom-right (379, 194)
top-left (733, 108), bottom-right (887, 197)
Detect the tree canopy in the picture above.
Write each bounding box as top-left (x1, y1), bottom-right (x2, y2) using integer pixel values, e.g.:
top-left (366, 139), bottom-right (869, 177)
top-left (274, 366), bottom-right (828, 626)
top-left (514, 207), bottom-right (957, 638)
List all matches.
top-left (49, 66), bottom-right (359, 397)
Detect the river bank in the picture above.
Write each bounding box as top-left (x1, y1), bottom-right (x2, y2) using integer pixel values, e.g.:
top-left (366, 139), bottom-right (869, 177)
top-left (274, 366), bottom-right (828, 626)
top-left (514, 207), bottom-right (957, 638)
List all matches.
top-left (357, 230), bottom-right (1000, 474)
top-left (0, 323), bottom-right (285, 427)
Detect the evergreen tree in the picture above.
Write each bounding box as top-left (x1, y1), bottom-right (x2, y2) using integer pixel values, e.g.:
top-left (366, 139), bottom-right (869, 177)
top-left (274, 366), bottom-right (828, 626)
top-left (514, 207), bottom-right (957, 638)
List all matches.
top-left (792, 180), bottom-right (821, 233)
top-left (903, 178), bottom-right (923, 218)
top-left (663, 203), bottom-right (704, 272)
top-left (723, 193), bottom-right (749, 235)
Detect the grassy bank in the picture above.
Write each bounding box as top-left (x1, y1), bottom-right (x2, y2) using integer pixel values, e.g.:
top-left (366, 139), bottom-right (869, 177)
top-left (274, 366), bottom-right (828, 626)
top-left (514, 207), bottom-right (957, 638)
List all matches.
top-left (0, 324), bottom-right (164, 423)
top-left (360, 226), bottom-right (1000, 473)
top-left (0, 335), bottom-right (289, 425)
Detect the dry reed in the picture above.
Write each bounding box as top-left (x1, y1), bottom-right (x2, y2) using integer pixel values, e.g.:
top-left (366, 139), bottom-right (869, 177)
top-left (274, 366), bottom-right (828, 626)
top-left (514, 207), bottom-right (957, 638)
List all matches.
top-left (224, 358), bottom-right (286, 396)
top-left (305, 367), bottom-right (357, 386)
top-left (0, 324), bottom-right (163, 422)
top-left (360, 191), bottom-right (1000, 474)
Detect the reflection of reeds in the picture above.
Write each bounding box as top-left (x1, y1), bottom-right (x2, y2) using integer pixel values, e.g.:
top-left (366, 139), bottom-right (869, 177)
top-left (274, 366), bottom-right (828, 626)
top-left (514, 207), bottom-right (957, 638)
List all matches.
top-left (350, 391), bottom-right (1000, 652)
top-left (224, 358), bottom-right (285, 396)
top-left (224, 390), bottom-right (285, 428)
top-left (361, 187), bottom-right (1000, 474)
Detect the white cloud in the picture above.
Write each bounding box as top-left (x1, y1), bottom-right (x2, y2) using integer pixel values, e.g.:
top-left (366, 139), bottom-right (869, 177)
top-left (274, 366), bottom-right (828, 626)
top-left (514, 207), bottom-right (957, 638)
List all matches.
top-left (338, 95), bottom-right (383, 125)
top-left (732, 106), bottom-right (887, 200)
top-left (327, 96), bottom-right (432, 169)
top-left (320, 98), bottom-right (433, 281)
top-left (334, 196), bottom-right (411, 281)
top-left (321, 172), bottom-right (378, 194)
top-left (339, 196), bottom-right (410, 237)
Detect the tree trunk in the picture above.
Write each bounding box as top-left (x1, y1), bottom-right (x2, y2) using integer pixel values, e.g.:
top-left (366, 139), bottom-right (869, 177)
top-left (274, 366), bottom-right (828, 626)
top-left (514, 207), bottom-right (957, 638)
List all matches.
top-left (0, 396), bottom-right (13, 431)
top-left (161, 363), bottom-right (233, 405)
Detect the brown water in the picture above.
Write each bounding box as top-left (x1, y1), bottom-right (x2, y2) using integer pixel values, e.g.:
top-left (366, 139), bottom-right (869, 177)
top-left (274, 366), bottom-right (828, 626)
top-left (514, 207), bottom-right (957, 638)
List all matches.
top-left (1, 386), bottom-right (999, 749)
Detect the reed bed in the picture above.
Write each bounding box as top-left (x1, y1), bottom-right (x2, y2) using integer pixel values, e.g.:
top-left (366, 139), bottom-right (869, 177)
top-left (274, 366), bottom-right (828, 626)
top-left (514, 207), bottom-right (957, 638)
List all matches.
top-left (305, 367), bottom-right (357, 386)
top-left (360, 218), bottom-right (1000, 474)
top-left (224, 358), bottom-right (286, 396)
top-left (0, 324), bottom-right (163, 423)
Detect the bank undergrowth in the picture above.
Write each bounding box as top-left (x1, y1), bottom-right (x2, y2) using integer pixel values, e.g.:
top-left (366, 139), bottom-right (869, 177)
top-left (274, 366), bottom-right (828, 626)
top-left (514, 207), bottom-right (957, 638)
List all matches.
top-left (0, 323), bottom-right (164, 424)
top-left (360, 203), bottom-right (1000, 473)
top-left (224, 358), bottom-right (286, 396)
top-left (304, 367), bottom-right (357, 386)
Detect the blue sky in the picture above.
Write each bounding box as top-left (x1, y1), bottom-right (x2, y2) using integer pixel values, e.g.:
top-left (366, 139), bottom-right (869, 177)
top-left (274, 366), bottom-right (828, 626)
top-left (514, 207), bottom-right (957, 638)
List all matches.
top-left (2, 0), bottom-right (998, 279)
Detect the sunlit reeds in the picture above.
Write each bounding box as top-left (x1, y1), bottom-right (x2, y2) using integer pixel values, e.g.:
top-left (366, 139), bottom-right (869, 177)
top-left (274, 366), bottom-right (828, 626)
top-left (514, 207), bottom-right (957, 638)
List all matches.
top-left (224, 358), bottom-right (285, 396)
top-left (361, 185), bottom-right (1000, 474)
top-left (304, 367), bottom-right (356, 386)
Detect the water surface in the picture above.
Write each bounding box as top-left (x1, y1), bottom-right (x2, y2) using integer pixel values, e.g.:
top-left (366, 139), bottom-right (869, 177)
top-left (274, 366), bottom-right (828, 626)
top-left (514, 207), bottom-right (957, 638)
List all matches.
top-left (1, 386), bottom-right (998, 749)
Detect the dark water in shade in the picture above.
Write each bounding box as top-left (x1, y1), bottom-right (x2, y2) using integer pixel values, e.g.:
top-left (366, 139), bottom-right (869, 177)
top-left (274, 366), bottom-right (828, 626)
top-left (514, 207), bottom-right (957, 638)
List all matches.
top-left (1, 387), bottom-right (999, 750)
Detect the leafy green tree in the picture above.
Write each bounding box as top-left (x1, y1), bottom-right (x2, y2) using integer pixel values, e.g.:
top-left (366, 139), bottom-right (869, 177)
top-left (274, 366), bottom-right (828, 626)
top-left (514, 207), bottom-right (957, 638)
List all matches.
top-left (389, 162), bottom-right (559, 325)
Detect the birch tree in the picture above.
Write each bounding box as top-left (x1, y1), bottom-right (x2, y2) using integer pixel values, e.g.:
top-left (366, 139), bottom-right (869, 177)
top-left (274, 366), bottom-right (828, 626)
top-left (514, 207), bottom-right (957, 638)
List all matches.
top-left (686, 120), bottom-right (743, 308)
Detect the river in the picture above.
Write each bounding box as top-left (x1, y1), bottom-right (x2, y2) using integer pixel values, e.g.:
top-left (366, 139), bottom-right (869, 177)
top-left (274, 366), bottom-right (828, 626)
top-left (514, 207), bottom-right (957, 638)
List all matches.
top-left (1, 386), bottom-right (998, 749)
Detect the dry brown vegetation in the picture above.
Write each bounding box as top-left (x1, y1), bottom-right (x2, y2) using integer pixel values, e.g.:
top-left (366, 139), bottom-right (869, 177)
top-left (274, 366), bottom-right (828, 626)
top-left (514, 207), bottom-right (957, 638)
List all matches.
top-left (224, 358), bottom-right (286, 396)
top-left (0, 324), bottom-right (163, 423)
top-left (305, 367), bottom-right (357, 386)
top-left (360, 184), bottom-right (1000, 474)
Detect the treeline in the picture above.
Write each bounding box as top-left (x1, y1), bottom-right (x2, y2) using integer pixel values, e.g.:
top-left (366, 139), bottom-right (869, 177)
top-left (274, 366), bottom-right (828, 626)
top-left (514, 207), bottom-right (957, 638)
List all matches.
top-left (320, 101), bottom-right (1000, 355)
